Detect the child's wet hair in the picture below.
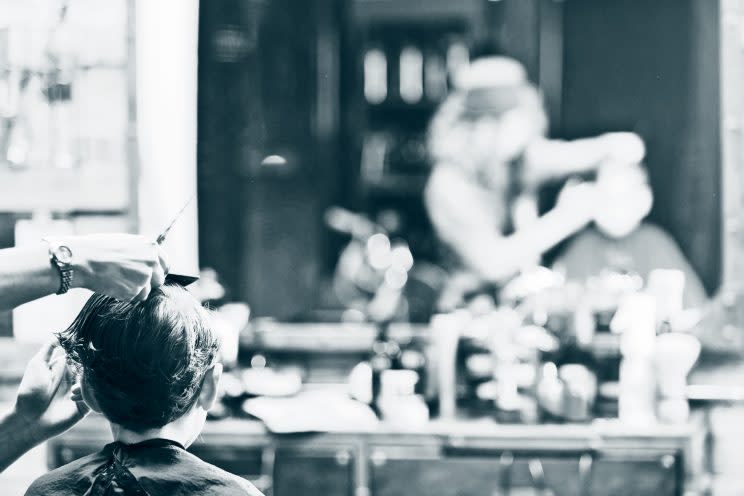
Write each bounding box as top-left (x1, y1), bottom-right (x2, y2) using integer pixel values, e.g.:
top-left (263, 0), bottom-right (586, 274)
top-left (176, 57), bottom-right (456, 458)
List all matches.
top-left (57, 284), bottom-right (219, 432)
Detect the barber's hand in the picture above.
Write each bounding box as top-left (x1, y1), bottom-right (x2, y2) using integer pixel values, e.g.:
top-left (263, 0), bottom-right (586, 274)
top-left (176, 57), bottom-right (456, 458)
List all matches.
top-left (556, 180), bottom-right (598, 223)
top-left (13, 342), bottom-right (90, 445)
top-left (602, 132), bottom-right (646, 164)
top-left (63, 233), bottom-right (168, 301)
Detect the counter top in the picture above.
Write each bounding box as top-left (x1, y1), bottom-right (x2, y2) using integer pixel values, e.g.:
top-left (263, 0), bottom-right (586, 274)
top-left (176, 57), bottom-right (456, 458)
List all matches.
top-left (242, 321), bottom-right (623, 356)
top-left (53, 412), bottom-right (703, 455)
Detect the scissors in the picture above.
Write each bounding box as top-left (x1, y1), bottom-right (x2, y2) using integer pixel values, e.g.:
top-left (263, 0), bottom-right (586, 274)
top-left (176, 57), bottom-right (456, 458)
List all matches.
top-left (156, 196), bottom-right (199, 287)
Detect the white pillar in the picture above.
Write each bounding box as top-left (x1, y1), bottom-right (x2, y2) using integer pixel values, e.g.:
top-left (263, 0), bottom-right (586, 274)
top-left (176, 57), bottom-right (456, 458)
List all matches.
top-left (135, 0), bottom-right (200, 275)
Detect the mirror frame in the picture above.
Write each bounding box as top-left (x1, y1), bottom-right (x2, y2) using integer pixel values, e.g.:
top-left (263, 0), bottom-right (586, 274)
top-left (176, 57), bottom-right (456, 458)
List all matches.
top-left (718, 0), bottom-right (744, 341)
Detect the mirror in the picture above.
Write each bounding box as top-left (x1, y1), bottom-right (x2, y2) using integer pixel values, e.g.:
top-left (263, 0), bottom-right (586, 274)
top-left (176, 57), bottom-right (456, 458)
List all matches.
top-left (196, 0), bottom-right (740, 339)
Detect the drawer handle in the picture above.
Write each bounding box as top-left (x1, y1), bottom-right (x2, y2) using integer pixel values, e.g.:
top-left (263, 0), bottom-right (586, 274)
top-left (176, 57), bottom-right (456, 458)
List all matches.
top-left (335, 450), bottom-right (351, 466)
top-left (498, 452), bottom-right (514, 493)
top-left (371, 450), bottom-right (387, 466)
top-left (578, 454), bottom-right (594, 496)
top-left (660, 454), bottom-right (675, 469)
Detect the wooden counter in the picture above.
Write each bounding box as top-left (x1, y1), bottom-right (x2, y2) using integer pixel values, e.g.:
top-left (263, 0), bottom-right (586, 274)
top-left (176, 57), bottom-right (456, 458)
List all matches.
top-left (49, 413), bottom-right (705, 496)
top-left (51, 413), bottom-right (702, 452)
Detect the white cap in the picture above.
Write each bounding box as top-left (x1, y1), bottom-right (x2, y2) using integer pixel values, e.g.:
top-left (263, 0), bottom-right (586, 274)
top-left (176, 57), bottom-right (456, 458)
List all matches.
top-left (454, 56), bottom-right (527, 91)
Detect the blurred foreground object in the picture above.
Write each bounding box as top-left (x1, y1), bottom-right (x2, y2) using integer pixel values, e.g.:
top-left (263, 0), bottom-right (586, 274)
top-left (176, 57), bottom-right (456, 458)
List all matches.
top-left (242, 390), bottom-right (378, 434)
top-left (326, 206), bottom-right (440, 323)
top-left (655, 332), bottom-right (700, 423)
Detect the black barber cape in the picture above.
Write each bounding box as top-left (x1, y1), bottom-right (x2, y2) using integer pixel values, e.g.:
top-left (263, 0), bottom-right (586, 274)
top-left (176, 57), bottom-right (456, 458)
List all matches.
top-left (25, 439), bottom-right (264, 496)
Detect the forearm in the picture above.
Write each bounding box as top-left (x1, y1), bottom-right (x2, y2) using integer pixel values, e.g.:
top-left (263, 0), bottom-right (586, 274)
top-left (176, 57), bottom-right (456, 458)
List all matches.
top-left (524, 136), bottom-right (610, 184)
top-left (0, 244), bottom-right (59, 311)
top-left (0, 408), bottom-right (42, 473)
top-left (458, 206), bottom-right (590, 283)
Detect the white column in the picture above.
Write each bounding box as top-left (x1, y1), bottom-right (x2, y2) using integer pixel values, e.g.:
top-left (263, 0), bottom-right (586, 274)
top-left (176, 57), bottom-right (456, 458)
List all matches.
top-left (135, 0), bottom-right (200, 275)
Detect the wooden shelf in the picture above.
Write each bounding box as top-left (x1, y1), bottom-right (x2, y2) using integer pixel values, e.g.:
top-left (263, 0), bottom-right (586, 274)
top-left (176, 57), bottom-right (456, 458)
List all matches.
top-left (243, 320), bottom-right (427, 353)
top-left (50, 409), bottom-right (702, 455)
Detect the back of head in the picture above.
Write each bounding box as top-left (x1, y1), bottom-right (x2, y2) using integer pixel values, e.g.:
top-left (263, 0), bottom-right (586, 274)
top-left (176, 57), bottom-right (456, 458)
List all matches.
top-left (58, 284), bottom-right (218, 432)
top-left (594, 161), bottom-right (653, 238)
top-left (428, 54), bottom-right (547, 173)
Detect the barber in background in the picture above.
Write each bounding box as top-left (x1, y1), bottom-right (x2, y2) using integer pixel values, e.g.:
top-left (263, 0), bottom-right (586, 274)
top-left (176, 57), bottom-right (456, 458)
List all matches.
top-left (424, 56), bottom-right (645, 307)
top-left (0, 233), bottom-right (168, 472)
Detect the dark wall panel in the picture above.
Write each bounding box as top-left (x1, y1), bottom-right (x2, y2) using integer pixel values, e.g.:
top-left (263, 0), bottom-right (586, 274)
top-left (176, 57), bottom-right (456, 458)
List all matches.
top-left (561, 0), bottom-right (721, 293)
top-left (198, 0), bottom-right (339, 318)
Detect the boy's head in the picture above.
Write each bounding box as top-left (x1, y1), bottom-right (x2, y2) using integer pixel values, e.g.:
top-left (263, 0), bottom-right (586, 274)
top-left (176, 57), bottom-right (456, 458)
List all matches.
top-left (58, 284), bottom-right (222, 440)
top-left (594, 161), bottom-right (653, 239)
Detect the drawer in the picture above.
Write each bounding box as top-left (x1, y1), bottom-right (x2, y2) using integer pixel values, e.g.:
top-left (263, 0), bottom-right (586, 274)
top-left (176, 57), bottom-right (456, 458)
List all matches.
top-left (588, 456), bottom-right (680, 496)
top-left (369, 452), bottom-right (583, 496)
top-left (273, 447), bottom-right (355, 496)
top-left (368, 447), bottom-right (681, 496)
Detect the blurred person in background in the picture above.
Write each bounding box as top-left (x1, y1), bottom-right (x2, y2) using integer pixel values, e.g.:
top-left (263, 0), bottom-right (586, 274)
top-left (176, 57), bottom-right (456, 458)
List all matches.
top-left (0, 233), bottom-right (168, 473)
top-left (424, 56), bottom-right (646, 308)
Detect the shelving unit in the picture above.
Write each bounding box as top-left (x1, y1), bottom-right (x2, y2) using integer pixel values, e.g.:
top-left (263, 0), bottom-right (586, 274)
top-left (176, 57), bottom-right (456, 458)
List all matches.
top-left (48, 410), bottom-right (703, 496)
top-left (0, 0), bottom-right (136, 218)
top-left (0, 0), bottom-right (137, 337)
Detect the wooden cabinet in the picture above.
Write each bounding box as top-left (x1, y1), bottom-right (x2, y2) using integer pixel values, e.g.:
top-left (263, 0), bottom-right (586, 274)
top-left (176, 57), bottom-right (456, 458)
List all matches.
top-left (368, 447), bottom-right (681, 496)
top-left (48, 439), bottom-right (685, 496)
top-left (370, 454), bottom-right (583, 496)
top-left (47, 414), bottom-right (698, 496)
top-left (589, 456), bottom-right (680, 496)
top-left (273, 446), bottom-right (355, 496)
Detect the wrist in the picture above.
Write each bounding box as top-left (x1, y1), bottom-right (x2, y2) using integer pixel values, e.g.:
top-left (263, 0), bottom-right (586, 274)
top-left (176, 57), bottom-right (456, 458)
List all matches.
top-left (56, 236), bottom-right (91, 290)
top-left (3, 407), bottom-right (43, 446)
top-left (29, 243), bottom-right (63, 296)
top-left (553, 203), bottom-right (593, 230)
top-left (43, 236), bottom-right (77, 294)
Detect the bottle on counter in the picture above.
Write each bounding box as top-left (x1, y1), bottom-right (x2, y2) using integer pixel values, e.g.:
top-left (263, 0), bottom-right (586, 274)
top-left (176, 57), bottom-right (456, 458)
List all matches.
top-left (431, 311), bottom-right (467, 420)
top-left (654, 332), bottom-right (700, 423)
top-left (377, 369), bottom-right (429, 426)
top-left (492, 343), bottom-right (524, 424)
top-left (399, 340), bottom-right (428, 397)
top-left (370, 321), bottom-right (400, 415)
top-left (588, 267), bottom-right (644, 334)
top-left (647, 268), bottom-right (686, 334)
top-left (615, 292), bottom-right (657, 425)
top-left (536, 362), bottom-right (564, 422)
top-left (558, 364), bottom-right (597, 422)
top-left (489, 306), bottom-right (558, 424)
top-left (458, 312), bottom-right (493, 415)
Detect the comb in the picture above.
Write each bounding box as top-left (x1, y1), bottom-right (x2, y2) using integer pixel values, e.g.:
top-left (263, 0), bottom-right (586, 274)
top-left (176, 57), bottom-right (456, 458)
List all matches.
top-left (156, 195), bottom-right (195, 245)
top-left (156, 196), bottom-right (199, 286)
